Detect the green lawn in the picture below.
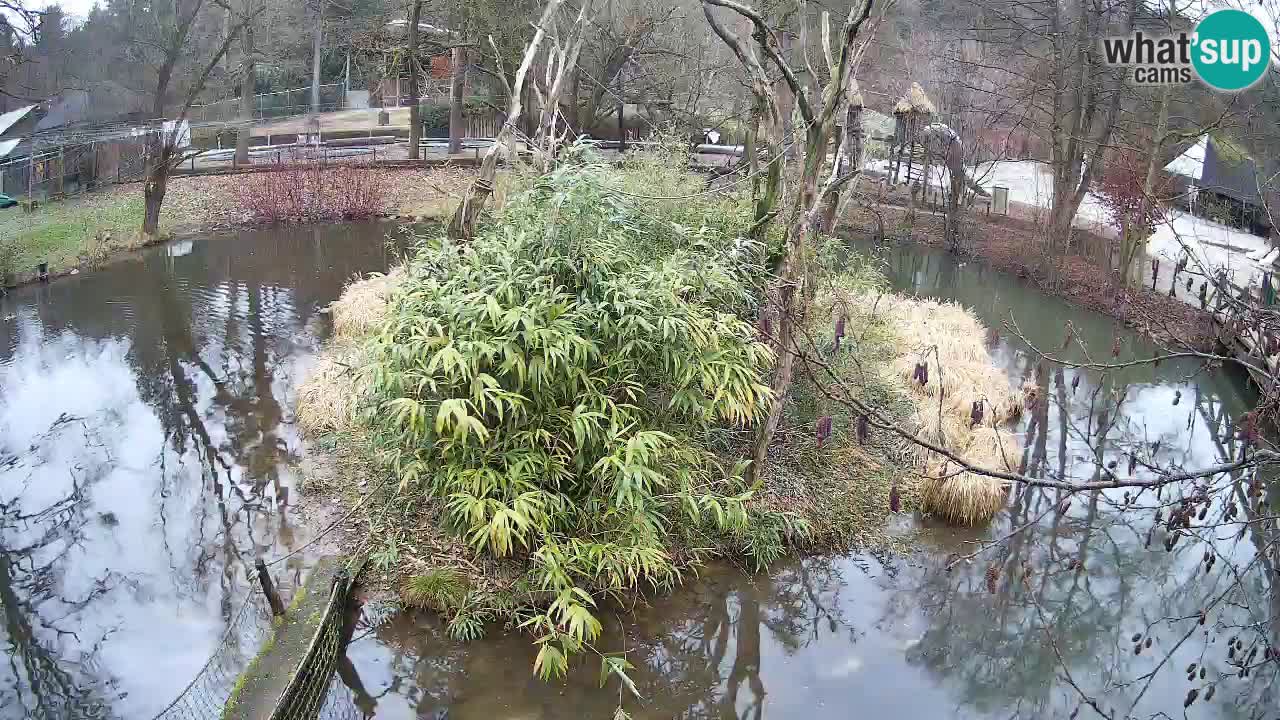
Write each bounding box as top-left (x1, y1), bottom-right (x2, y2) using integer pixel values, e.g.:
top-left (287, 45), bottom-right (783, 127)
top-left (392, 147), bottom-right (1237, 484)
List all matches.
top-left (0, 190), bottom-right (170, 281)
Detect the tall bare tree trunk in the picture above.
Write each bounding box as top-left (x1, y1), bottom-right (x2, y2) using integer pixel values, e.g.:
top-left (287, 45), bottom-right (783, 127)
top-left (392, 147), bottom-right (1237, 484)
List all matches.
top-left (750, 125), bottom-right (827, 481)
top-left (818, 87), bottom-right (863, 233)
top-left (234, 1), bottom-right (255, 166)
top-left (1122, 82), bottom-right (1172, 287)
top-left (566, 67), bottom-right (580, 135)
top-left (143, 143), bottom-right (172, 237)
top-left (407, 0), bottom-right (423, 160)
top-left (448, 0), bottom-right (563, 241)
top-left (310, 0), bottom-right (324, 115)
top-left (448, 46), bottom-right (466, 154)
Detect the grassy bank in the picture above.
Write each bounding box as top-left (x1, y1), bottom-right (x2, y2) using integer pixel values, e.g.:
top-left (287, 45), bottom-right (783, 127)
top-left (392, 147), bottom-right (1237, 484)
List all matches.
top-left (0, 192), bottom-right (161, 281)
top-left (294, 150), bottom-right (1015, 688)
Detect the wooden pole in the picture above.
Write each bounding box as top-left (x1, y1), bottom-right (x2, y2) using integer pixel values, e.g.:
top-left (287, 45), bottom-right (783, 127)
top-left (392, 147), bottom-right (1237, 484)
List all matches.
top-left (255, 558), bottom-right (286, 616)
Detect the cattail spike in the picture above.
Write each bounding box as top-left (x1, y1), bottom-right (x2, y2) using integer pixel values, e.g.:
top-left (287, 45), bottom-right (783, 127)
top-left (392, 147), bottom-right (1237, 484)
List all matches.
top-left (816, 416), bottom-right (833, 447)
top-left (889, 485), bottom-right (901, 513)
top-left (970, 399), bottom-right (984, 428)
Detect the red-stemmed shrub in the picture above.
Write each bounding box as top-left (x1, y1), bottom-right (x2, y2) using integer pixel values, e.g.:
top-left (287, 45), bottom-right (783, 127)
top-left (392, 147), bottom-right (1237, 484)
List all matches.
top-left (234, 156), bottom-right (388, 223)
top-left (1096, 149), bottom-right (1170, 237)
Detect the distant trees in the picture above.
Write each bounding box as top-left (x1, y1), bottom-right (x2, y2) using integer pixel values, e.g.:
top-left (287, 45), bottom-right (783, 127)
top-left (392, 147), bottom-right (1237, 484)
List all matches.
top-left (0, 2), bottom-right (39, 108)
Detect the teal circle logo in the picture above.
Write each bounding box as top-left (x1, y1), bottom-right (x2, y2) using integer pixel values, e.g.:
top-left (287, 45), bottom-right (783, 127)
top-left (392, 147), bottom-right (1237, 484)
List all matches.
top-left (1193, 9), bottom-right (1270, 91)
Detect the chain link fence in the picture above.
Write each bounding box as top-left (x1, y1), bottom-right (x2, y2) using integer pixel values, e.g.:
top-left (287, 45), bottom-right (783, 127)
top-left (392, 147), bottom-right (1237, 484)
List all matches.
top-left (267, 568), bottom-right (358, 720)
top-left (0, 139), bottom-right (148, 199)
top-left (189, 84), bottom-right (347, 124)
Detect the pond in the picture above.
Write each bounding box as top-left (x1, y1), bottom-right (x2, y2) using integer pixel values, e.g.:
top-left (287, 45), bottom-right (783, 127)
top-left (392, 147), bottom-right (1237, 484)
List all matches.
top-left (2, 227), bottom-right (1275, 719)
top-left (334, 240), bottom-right (1277, 719)
top-left (0, 222), bottom-right (407, 719)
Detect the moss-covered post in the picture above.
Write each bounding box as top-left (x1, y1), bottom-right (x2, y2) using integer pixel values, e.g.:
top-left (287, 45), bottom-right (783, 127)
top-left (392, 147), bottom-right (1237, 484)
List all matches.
top-left (255, 558), bottom-right (286, 617)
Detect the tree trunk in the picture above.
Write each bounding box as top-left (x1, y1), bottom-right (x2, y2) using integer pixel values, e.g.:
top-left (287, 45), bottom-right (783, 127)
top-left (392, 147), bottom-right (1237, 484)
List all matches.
top-left (943, 139), bottom-right (966, 252)
top-left (310, 0), bottom-right (324, 115)
top-left (750, 128), bottom-right (826, 483)
top-left (142, 150), bottom-right (170, 238)
top-left (448, 45), bottom-right (466, 154)
top-left (234, 2), bottom-right (255, 166)
top-left (1124, 84), bottom-right (1172, 288)
top-left (566, 67), bottom-right (580, 135)
top-left (407, 0), bottom-right (422, 160)
top-left (616, 72), bottom-right (625, 149)
top-left (818, 96), bottom-right (863, 234)
top-left (776, 27), bottom-right (794, 159)
top-left (1118, 222), bottom-right (1145, 286)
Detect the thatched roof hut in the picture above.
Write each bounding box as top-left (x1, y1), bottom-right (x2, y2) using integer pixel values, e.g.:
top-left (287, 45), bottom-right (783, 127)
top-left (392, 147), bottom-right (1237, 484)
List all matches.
top-left (893, 82), bottom-right (936, 116)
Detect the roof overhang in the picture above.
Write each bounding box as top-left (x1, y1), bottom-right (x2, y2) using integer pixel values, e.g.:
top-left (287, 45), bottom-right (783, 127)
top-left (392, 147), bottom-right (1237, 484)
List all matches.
top-left (0, 105), bottom-right (37, 137)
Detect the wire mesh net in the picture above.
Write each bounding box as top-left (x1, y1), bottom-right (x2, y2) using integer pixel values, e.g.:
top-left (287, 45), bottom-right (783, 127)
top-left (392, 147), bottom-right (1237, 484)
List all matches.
top-left (149, 593), bottom-right (273, 720)
top-left (147, 562), bottom-right (362, 720)
top-left (269, 570), bottom-right (354, 720)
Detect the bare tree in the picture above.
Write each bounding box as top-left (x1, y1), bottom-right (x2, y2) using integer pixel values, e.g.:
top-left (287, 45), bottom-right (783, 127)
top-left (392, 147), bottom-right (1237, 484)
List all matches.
top-left (126, 0), bottom-right (261, 237)
top-left (531, 1), bottom-right (593, 169)
top-left (310, 0), bottom-right (326, 115)
top-left (701, 0), bottom-right (877, 482)
top-left (233, 0), bottom-right (261, 166)
top-left (448, 42), bottom-right (466, 153)
top-left (446, 0), bottom-right (567, 240)
top-left (407, 0), bottom-right (424, 160)
top-left (0, 1), bottom-right (41, 104)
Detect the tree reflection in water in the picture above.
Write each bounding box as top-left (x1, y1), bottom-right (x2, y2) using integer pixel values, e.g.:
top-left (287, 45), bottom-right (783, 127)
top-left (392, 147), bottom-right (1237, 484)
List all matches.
top-left (0, 223), bottom-right (400, 719)
top-left (0, 411), bottom-right (116, 718)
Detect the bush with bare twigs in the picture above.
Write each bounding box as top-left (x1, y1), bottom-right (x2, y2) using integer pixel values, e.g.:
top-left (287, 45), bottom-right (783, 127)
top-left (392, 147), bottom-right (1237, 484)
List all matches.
top-left (234, 160), bottom-right (388, 223)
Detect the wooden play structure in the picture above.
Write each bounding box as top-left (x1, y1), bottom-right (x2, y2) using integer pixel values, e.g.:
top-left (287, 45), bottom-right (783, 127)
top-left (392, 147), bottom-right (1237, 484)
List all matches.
top-left (889, 82), bottom-right (937, 190)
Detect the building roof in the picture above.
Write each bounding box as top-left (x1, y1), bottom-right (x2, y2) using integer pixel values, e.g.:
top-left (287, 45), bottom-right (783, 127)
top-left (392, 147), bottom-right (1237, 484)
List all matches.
top-left (0, 138), bottom-right (21, 159)
top-left (0, 105), bottom-right (37, 136)
top-left (1201, 135), bottom-right (1264, 206)
top-left (1163, 133), bottom-right (1272, 208)
top-left (1163, 135), bottom-right (1206, 179)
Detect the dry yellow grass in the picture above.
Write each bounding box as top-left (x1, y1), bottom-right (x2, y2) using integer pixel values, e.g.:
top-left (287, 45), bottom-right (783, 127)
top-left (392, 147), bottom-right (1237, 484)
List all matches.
top-left (920, 460), bottom-right (1011, 526)
top-left (865, 292), bottom-right (1020, 525)
top-left (331, 267), bottom-right (404, 340)
top-left (297, 268), bottom-right (405, 435)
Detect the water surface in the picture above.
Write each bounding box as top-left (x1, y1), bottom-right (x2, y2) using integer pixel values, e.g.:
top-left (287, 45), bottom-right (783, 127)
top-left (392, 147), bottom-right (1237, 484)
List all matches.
top-left (3, 226), bottom-right (1276, 720)
top-left (0, 222), bottom-right (403, 719)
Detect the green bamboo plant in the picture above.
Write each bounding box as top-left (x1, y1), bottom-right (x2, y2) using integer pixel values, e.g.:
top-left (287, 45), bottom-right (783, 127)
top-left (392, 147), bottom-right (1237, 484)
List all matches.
top-left (364, 155), bottom-right (801, 678)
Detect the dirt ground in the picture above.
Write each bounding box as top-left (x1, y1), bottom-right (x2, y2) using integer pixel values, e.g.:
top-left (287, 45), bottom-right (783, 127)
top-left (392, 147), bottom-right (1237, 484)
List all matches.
top-left (844, 201), bottom-right (1217, 350)
top-left (251, 108), bottom-right (416, 135)
top-left (95, 165), bottom-right (473, 235)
